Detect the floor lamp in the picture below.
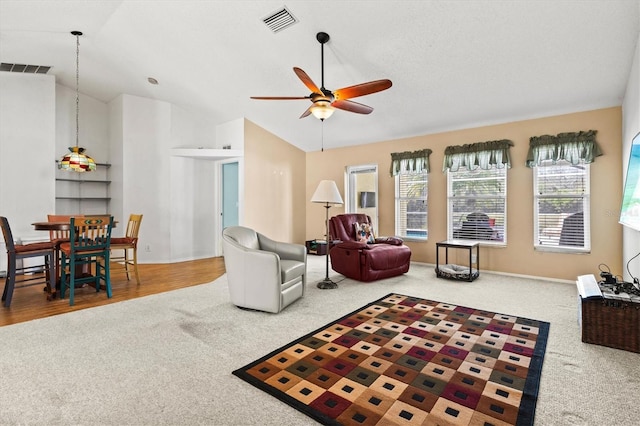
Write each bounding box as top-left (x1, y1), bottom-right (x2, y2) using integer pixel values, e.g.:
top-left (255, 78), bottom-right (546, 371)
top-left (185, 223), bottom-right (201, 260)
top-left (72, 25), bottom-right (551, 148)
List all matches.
top-left (311, 180), bottom-right (344, 289)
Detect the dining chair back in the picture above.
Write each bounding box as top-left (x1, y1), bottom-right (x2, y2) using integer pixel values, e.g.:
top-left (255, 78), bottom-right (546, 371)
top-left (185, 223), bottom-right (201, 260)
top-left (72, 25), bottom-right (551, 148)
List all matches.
top-left (59, 215), bottom-right (114, 306)
top-left (47, 214), bottom-right (83, 286)
top-left (47, 214), bottom-right (77, 241)
top-left (1, 216), bottom-right (56, 307)
top-left (110, 214), bottom-right (143, 285)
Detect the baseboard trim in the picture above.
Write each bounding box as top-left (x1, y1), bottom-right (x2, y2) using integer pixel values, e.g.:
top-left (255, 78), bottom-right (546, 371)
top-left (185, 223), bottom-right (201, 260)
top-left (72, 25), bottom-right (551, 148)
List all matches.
top-left (412, 261), bottom-right (574, 284)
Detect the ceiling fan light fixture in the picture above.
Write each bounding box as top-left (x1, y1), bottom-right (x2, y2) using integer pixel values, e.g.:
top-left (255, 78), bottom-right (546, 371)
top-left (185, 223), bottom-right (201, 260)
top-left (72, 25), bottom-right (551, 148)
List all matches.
top-left (310, 101), bottom-right (334, 120)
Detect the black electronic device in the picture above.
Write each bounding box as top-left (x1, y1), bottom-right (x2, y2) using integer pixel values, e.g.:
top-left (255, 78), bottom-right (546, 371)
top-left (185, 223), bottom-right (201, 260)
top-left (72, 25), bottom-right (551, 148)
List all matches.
top-left (359, 191), bottom-right (376, 208)
top-left (600, 271), bottom-right (616, 284)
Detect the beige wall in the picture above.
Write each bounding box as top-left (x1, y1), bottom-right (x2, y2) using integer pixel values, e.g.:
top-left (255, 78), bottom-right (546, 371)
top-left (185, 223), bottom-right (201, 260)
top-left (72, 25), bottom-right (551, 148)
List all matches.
top-left (305, 107), bottom-right (622, 281)
top-left (243, 119), bottom-right (307, 244)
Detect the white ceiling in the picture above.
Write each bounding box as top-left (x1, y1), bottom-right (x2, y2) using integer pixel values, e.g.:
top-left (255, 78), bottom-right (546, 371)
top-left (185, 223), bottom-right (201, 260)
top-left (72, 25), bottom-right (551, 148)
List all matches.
top-left (1, 1), bottom-right (638, 152)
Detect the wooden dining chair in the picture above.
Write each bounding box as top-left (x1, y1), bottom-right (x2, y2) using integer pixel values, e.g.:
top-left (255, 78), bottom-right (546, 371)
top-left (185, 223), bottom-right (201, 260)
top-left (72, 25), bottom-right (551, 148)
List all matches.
top-left (110, 214), bottom-right (143, 285)
top-left (47, 214), bottom-right (83, 288)
top-left (59, 215), bottom-right (114, 306)
top-left (1, 216), bottom-right (56, 307)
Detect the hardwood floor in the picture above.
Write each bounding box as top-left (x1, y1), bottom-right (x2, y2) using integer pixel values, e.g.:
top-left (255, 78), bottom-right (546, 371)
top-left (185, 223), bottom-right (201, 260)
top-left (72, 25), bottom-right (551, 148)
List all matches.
top-left (0, 257), bottom-right (226, 327)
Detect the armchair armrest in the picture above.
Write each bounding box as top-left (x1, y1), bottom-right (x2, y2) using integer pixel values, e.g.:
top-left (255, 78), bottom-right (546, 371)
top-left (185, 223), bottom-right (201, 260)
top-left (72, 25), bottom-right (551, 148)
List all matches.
top-left (258, 233), bottom-right (306, 262)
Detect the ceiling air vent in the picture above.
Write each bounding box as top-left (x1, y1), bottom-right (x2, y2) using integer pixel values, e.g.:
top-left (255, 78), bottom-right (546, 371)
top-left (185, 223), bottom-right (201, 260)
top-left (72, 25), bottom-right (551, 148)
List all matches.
top-left (262, 6), bottom-right (298, 33)
top-left (1, 62), bottom-right (51, 74)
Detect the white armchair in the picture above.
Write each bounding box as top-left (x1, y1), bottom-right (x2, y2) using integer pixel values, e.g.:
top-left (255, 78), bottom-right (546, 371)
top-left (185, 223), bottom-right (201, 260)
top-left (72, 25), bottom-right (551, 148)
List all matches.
top-left (221, 226), bottom-right (307, 313)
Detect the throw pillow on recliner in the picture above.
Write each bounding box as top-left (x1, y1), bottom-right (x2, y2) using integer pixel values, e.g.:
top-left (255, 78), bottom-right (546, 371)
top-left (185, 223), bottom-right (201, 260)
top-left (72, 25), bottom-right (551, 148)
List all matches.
top-left (354, 222), bottom-right (375, 244)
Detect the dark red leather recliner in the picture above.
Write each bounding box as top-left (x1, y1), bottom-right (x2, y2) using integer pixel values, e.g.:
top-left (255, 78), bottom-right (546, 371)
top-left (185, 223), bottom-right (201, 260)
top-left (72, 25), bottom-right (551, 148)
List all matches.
top-left (328, 214), bottom-right (411, 282)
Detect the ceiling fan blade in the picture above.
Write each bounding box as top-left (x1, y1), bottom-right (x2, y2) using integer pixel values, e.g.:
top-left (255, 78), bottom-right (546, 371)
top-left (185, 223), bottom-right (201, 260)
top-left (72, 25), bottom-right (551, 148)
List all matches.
top-left (332, 100), bottom-right (374, 115)
top-left (299, 106), bottom-right (313, 119)
top-left (334, 79), bottom-right (392, 101)
top-left (250, 96), bottom-right (310, 100)
top-left (293, 67), bottom-right (321, 94)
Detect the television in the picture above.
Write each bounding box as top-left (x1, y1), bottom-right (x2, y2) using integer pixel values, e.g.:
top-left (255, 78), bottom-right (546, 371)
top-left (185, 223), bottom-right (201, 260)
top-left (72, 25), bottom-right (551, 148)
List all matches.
top-left (359, 191), bottom-right (376, 208)
top-left (620, 132), bottom-right (640, 231)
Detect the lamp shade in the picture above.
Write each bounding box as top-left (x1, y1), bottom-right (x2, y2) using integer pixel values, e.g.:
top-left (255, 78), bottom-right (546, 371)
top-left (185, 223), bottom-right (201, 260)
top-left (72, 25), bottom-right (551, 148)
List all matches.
top-left (311, 180), bottom-right (343, 204)
top-left (58, 146), bottom-right (97, 172)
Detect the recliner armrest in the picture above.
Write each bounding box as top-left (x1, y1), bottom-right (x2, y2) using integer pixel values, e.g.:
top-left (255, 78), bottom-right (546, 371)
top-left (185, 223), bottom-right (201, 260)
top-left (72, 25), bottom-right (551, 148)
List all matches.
top-left (333, 241), bottom-right (370, 250)
top-left (374, 237), bottom-right (404, 246)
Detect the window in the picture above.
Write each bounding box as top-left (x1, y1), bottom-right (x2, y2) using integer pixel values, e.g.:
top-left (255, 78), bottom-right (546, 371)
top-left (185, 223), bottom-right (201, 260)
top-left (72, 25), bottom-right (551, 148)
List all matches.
top-left (534, 160), bottom-right (590, 252)
top-left (390, 149), bottom-right (431, 240)
top-left (395, 171), bottom-right (428, 240)
top-left (447, 167), bottom-right (506, 244)
top-left (527, 130), bottom-right (601, 253)
top-left (443, 139), bottom-right (512, 244)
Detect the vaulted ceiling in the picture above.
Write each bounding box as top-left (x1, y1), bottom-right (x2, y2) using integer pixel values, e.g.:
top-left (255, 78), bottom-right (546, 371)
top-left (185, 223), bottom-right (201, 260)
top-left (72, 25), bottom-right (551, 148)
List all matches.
top-left (1, 1), bottom-right (638, 152)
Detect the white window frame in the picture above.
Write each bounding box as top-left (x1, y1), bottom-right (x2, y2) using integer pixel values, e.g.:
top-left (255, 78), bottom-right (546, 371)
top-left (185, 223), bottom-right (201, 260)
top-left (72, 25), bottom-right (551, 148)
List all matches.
top-left (447, 167), bottom-right (507, 245)
top-left (533, 159), bottom-right (590, 253)
top-left (395, 170), bottom-right (428, 241)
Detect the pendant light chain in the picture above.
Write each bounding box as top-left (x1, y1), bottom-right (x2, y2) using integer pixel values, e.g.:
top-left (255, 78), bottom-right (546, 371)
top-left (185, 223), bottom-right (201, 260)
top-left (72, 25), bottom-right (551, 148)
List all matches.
top-left (57, 30), bottom-right (97, 172)
top-left (75, 33), bottom-right (80, 148)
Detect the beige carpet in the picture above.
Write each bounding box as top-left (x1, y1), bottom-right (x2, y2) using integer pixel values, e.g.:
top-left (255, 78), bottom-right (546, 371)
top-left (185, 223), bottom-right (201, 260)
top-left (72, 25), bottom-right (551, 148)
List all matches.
top-left (0, 256), bottom-right (638, 425)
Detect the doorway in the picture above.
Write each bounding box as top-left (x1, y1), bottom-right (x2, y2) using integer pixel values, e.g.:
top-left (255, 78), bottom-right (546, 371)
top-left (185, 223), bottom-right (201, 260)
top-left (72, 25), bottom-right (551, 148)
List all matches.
top-left (345, 164), bottom-right (378, 226)
top-left (222, 161), bottom-right (239, 229)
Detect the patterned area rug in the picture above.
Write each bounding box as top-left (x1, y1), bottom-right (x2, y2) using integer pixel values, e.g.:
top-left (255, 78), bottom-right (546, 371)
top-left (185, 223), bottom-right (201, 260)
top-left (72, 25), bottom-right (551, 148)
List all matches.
top-left (233, 293), bottom-right (550, 425)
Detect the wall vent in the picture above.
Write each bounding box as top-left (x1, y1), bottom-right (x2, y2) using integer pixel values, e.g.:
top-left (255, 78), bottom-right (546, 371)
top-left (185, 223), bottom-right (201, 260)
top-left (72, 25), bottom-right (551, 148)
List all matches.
top-left (0, 62), bottom-right (51, 74)
top-left (262, 6), bottom-right (298, 33)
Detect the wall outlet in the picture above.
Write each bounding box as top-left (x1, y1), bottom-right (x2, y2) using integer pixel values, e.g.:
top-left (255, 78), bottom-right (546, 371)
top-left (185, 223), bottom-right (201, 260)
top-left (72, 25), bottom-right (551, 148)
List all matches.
top-left (471, 254), bottom-right (477, 264)
top-left (145, 244), bottom-right (151, 252)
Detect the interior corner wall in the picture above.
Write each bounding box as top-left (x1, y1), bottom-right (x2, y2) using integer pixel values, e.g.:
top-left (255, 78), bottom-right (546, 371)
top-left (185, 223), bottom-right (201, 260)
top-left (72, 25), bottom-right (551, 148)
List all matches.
top-left (169, 104), bottom-right (217, 262)
top-left (622, 30), bottom-right (640, 281)
top-left (108, 95), bottom-right (124, 231)
top-left (243, 119), bottom-right (306, 244)
top-left (0, 73), bottom-right (56, 247)
top-left (120, 94), bottom-right (172, 263)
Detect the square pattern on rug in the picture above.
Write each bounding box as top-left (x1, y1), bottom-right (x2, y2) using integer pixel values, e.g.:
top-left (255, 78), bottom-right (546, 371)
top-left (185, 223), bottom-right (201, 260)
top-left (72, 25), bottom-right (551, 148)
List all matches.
top-left (232, 293), bottom-right (550, 426)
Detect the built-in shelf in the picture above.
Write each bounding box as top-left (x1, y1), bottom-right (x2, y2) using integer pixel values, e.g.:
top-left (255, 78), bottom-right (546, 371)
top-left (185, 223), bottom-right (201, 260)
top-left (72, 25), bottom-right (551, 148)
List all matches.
top-left (170, 148), bottom-right (243, 160)
top-left (55, 179), bottom-right (112, 184)
top-left (54, 162), bottom-right (111, 213)
top-left (55, 197), bottom-right (110, 200)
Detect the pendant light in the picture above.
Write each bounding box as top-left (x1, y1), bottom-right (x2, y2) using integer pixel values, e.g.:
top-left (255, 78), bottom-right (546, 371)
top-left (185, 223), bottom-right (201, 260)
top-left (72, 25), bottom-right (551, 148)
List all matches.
top-left (58, 31), bottom-right (96, 172)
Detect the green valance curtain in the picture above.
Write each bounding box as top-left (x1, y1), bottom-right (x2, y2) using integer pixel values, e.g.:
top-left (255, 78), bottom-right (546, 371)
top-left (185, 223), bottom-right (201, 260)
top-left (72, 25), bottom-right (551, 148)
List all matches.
top-left (526, 130), bottom-right (602, 167)
top-left (390, 149), bottom-right (432, 176)
top-left (442, 139), bottom-right (514, 172)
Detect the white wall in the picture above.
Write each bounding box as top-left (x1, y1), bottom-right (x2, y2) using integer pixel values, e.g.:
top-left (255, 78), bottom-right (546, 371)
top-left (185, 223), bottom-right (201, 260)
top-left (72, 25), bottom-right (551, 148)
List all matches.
top-left (0, 73), bottom-right (56, 264)
top-left (216, 118), bottom-right (245, 149)
top-left (0, 74), bottom-right (221, 268)
top-left (118, 95), bottom-right (173, 263)
top-left (170, 105), bottom-right (218, 261)
top-left (55, 84), bottom-right (110, 162)
top-left (112, 95), bottom-right (218, 264)
top-left (108, 95), bottom-right (124, 228)
top-left (622, 30), bottom-right (640, 281)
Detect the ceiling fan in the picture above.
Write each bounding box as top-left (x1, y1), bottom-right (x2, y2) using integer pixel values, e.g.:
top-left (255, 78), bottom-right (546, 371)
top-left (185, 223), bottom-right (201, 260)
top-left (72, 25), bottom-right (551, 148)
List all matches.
top-left (251, 32), bottom-right (392, 121)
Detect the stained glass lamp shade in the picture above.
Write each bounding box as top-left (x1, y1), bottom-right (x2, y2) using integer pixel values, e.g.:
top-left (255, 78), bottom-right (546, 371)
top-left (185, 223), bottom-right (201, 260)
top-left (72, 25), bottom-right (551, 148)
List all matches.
top-left (58, 146), bottom-right (96, 172)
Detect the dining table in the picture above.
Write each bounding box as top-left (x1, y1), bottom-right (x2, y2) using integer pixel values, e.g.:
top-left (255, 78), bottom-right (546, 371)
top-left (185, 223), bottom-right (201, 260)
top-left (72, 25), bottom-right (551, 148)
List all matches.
top-left (32, 221), bottom-right (72, 232)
